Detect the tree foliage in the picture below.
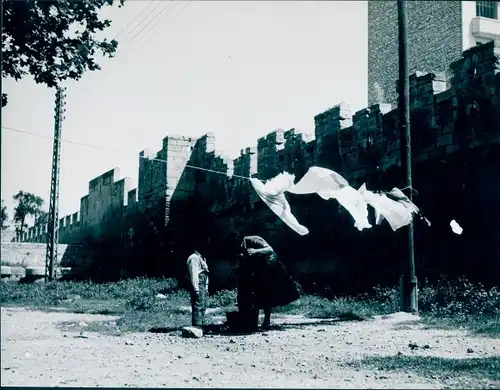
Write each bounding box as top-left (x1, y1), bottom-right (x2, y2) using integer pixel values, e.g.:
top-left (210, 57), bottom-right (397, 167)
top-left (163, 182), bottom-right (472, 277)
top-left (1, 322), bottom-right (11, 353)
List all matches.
top-left (34, 210), bottom-right (49, 228)
top-left (1, 200), bottom-right (9, 230)
top-left (2, 0), bottom-right (125, 107)
top-left (12, 191), bottom-right (45, 236)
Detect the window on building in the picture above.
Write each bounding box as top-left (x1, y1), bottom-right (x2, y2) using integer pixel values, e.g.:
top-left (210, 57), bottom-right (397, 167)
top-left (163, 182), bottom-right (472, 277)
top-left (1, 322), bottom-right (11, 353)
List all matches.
top-left (476, 1), bottom-right (498, 19)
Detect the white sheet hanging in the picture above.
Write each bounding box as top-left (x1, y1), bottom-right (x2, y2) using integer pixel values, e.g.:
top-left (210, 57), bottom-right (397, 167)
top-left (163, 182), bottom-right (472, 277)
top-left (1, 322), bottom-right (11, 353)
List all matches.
top-left (388, 188), bottom-right (431, 226)
top-left (255, 172), bottom-right (295, 196)
top-left (333, 186), bottom-right (373, 231)
top-left (248, 167), bottom-right (428, 235)
top-left (288, 167), bottom-right (371, 231)
top-left (288, 166), bottom-right (349, 197)
top-left (250, 174), bottom-right (309, 236)
top-left (358, 184), bottom-right (426, 231)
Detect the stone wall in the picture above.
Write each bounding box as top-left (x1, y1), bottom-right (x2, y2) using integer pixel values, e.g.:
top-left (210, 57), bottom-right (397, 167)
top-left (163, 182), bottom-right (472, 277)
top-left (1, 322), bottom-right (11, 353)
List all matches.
top-left (17, 41), bottom-right (500, 290)
top-left (0, 242), bottom-right (96, 273)
top-left (368, 0), bottom-right (463, 107)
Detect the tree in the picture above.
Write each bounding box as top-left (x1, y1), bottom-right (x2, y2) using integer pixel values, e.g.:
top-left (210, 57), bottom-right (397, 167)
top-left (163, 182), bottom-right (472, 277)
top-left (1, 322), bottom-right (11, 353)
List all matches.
top-left (12, 191), bottom-right (44, 236)
top-left (1, 200), bottom-right (9, 230)
top-left (34, 210), bottom-right (49, 228)
top-left (2, 0), bottom-right (125, 107)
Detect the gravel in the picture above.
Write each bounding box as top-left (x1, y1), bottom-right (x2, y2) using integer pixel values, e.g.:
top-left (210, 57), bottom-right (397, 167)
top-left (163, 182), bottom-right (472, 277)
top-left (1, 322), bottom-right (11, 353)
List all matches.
top-left (1, 307), bottom-right (499, 388)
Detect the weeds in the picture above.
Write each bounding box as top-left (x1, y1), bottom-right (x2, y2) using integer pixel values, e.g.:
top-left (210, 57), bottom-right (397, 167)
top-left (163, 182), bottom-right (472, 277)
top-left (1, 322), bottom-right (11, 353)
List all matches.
top-left (369, 277), bottom-right (500, 337)
top-left (0, 277), bottom-right (179, 306)
top-left (208, 289), bottom-right (237, 309)
top-left (274, 294), bottom-right (390, 320)
top-left (347, 355), bottom-right (500, 382)
top-left (1, 276), bottom-right (499, 336)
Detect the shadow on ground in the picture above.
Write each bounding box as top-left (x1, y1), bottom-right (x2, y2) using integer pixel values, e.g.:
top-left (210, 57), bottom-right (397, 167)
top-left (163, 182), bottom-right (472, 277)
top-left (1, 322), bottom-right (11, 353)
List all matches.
top-left (57, 319), bottom-right (122, 336)
top-left (345, 355), bottom-right (500, 382)
top-left (52, 308), bottom-right (367, 337)
top-left (149, 316), bottom-right (360, 337)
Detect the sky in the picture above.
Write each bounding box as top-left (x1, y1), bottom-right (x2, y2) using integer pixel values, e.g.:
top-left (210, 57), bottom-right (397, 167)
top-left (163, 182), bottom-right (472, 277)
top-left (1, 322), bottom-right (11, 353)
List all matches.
top-left (1, 0), bottom-right (368, 224)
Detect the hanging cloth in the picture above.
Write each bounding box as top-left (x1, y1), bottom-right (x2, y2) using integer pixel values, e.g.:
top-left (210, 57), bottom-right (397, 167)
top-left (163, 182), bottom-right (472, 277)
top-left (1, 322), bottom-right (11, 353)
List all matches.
top-left (288, 167), bottom-right (371, 231)
top-left (332, 185), bottom-right (372, 231)
top-left (249, 173), bottom-right (309, 236)
top-left (287, 166), bottom-right (349, 197)
top-left (386, 187), bottom-right (431, 227)
top-left (358, 184), bottom-right (428, 231)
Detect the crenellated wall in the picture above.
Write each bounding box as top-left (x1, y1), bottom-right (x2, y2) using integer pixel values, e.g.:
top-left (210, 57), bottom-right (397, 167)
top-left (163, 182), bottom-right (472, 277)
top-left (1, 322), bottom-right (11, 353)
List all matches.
top-left (18, 41), bottom-right (500, 290)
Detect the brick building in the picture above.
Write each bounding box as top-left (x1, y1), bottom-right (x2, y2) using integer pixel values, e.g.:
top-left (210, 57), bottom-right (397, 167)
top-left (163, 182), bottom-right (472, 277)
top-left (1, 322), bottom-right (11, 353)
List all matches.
top-left (368, 0), bottom-right (500, 107)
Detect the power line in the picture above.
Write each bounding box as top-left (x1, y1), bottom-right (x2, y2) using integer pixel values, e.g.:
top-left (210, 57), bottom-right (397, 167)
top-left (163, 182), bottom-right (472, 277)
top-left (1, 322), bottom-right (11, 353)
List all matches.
top-left (2, 125), bottom-right (248, 180)
top-left (119, 1), bottom-right (164, 46)
top-left (97, 2), bottom-right (160, 71)
top-left (134, 1), bottom-right (185, 52)
top-left (104, 1), bottom-right (184, 75)
top-left (113, 0), bottom-right (155, 41)
top-left (132, 1), bottom-right (191, 53)
top-left (120, 1), bottom-right (175, 53)
top-left (2, 125), bottom-right (419, 195)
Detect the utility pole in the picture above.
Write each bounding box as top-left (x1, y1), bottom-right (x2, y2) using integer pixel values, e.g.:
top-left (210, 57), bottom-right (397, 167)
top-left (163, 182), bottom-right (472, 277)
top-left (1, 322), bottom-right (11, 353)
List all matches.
top-left (397, 0), bottom-right (418, 314)
top-left (45, 86), bottom-right (66, 282)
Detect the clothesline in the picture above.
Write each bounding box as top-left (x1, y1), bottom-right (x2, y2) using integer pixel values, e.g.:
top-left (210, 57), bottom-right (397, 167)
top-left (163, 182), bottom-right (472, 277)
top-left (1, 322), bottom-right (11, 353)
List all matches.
top-left (148, 152), bottom-right (419, 195)
top-left (248, 167), bottom-right (430, 237)
top-left (179, 159), bottom-right (418, 195)
top-left (143, 145), bottom-right (427, 236)
top-left (8, 125), bottom-right (465, 236)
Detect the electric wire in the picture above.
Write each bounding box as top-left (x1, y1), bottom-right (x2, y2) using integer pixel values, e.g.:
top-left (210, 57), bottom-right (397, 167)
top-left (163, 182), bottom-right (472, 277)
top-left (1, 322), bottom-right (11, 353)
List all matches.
top-left (1, 125), bottom-right (249, 180)
top-left (133, 1), bottom-right (188, 53)
top-left (2, 125), bottom-right (418, 195)
top-left (119, 1), bottom-right (164, 46)
top-left (119, 1), bottom-right (174, 53)
top-left (113, 0), bottom-right (155, 41)
top-left (104, 1), bottom-right (187, 75)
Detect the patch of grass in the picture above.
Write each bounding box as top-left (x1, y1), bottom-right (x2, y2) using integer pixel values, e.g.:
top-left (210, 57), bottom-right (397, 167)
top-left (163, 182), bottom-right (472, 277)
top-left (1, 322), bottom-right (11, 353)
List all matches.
top-left (275, 294), bottom-right (390, 320)
top-left (348, 355), bottom-right (500, 382)
top-left (371, 277), bottom-right (500, 338)
top-left (420, 315), bottom-right (500, 338)
top-left (119, 289), bottom-right (235, 333)
top-left (2, 276), bottom-right (500, 337)
top-left (0, 277), bottom-right (180, 308)
top-left (125, 289), bottom-right (189, 311)
top-left (117, 309), bottom-right (193, 333)
top-left (208, 289), bottom-right (237, 309)
top-left (58, 319), bottom-right (122, 336)
top-left (57, 299), bottom-right (126, 315)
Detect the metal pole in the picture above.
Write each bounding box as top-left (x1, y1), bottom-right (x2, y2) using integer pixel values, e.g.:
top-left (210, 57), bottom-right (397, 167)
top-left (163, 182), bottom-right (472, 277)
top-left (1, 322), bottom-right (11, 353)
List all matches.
top-left (397, 0), bottom-right (417, 314)
top-left (45, 86), bottom-right (66, 282)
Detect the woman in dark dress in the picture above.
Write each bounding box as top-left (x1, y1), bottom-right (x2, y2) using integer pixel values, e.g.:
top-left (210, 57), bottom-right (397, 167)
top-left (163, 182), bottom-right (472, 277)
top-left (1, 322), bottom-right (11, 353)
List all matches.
top-left (232, 233), bottom-right (300, 331)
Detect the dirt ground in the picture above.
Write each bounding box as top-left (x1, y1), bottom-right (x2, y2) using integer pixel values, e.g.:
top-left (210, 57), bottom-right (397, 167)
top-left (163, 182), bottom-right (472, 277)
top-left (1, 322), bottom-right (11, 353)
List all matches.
top-left (1, 307), bottom-right (499, 388)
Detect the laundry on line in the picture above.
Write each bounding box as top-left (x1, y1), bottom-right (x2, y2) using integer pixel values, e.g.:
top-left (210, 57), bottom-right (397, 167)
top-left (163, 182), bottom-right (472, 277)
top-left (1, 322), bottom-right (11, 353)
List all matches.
top-left (250, 173), bottom-right (309, 236)
top-left (250, 166), bottom-right (430, 235)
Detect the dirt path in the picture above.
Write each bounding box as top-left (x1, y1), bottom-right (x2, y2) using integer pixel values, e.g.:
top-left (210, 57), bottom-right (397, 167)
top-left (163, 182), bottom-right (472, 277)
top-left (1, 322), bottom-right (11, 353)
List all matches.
top-left (1, 307), bottom-right (499, 388)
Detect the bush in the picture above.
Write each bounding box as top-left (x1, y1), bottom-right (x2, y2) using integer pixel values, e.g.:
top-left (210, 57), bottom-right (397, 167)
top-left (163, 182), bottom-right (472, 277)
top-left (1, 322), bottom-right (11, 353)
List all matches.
top-left (125, 290), bottom-right (188, 312)
top-left (417, 277), bottom-right (500, 318)
top-left (208, 289), bottom-right (237, 308)
top-left (0, 277), bottom-right (181, 306)
top-left (1, 275), bottom-right (499, 327)
top-left (370, 277), bottom-right (500, 319)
